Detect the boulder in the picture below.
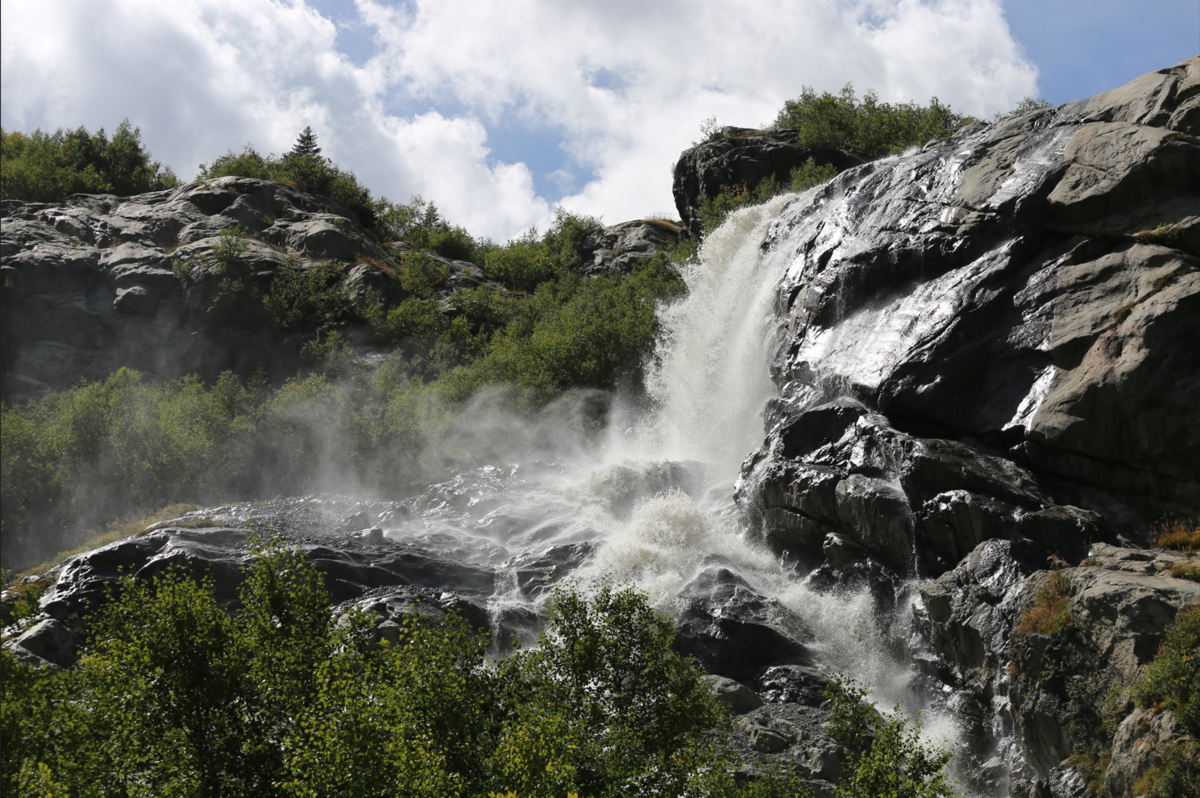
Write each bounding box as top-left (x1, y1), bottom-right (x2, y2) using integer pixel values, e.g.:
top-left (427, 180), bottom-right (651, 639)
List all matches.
top-left (703, 674), bottom-right (765, 714)
top-left (578, 219), bottom-right (687, 275)
top-left (672, 129), bottom-right (868, 236)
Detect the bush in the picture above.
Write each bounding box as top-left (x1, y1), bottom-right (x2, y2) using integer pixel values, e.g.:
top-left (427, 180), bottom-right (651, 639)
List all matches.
top-left (375, 194), bottom-right (478, 261)
top-left (822, 676), bottom-right (955, 798)
top-left (263, 260), bottom-right (352, 331)
top-left (1130, 607), bottom-right (1200, 797)
top-left (1153, 518), bottom-right (1200, 553)
top-left (2, 119), bottom-right (178, 202)
top-left (772, 84), bottom-right (973, 157)
top-left (1016, 570), bottom-right (1074, 637)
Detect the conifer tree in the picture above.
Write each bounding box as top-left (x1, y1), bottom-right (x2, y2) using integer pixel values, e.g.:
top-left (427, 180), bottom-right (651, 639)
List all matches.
top-left (288, 126), bottom-right (321, 159)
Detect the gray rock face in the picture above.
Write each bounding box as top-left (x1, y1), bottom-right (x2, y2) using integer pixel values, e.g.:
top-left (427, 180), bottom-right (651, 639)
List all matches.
top-left (672, 130), bottom-right (869, 237)
top-left (703, 674), bottom-right (765, 714)
top-left (1, 177), bottom-right (394, 401)
top-left (743, 57), bottom-right (1200, 591)
top-left (578, 219), bottom-right (687, 275)
top-left (732, 56), bottom-right (1200, 795)
top-left (918, 537), bottom-right (1200, 787)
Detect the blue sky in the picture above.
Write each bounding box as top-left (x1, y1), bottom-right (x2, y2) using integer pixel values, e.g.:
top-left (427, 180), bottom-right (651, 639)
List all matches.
top-left (2, 0), bottom-right (1196, 240)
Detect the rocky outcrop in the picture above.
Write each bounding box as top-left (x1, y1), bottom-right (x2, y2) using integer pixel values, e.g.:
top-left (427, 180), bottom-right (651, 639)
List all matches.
top-left (578, 219), bottom-right (687, 275)
top-left (2, 178), bottom-right (683, 403)
top-left (734, 55), bottom-right (1200, 796)
top-left (743, 57), bottom-right (1200, 589)
top-left (918, 538), bottom-right (1200, 792)
top-left (1, 178), bottom-right (392, 400)
top-left (672, 129), bottom-right (869, 237)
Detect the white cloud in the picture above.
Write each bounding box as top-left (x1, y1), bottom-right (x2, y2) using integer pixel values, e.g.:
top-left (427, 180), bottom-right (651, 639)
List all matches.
top-left (2, 0), bottom-right (1038, 240)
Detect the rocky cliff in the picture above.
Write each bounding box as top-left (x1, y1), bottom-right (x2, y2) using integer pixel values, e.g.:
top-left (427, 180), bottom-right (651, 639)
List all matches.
top-left (0, 179), bottom-right (683, 403)
top-left (738, 56), bottom-right (1200, 794)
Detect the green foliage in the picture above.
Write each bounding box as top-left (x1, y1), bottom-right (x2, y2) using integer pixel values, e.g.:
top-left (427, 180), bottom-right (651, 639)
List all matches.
top-left (398, 251), bottom-right (452, 297)
top-left (772, 84), bottom-right (973, 158)
top-left (1132, 606), bottom-right (1200, 798)
top-left (1, 550), bottom-right (803, 797)
top-left (263, 260), bottom-right (352, 331)
top-left (995, 97), bottom-right (1053, 120)
top-left (289, 126), bottom-right (322, 158)
top-left (1132, 606), bottom-right (1200, 736)
top-left (1136, 740), bottom-right (1200, 798)
top-left (448, 256), bottom-right (684, 403)
top-left (695, 158), bottom-right (837, 236)
top-left (790, 157), bottom-right (839, 192)
top-left (697, 178), bottom-right (781, 236)
top-left (1, 119), bottom-right (178, 202)
top-left (823, 677), bottom-right (955, 798)
top-left (375, 194), bottom-right (479, 261)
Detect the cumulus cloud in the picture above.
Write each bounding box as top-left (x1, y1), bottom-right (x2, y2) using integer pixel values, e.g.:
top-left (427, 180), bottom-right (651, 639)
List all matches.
top-left (1, 0), bottom-right (1037, 240)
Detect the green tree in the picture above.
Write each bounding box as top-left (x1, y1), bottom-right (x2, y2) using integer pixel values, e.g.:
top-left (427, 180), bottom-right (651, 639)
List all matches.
top-left (288, 126), bottom-right (322, 158)
top-left (1, 119), bottom-right (178, 202)
top-left (823, 676), bottom-right (955, 798)
top-left (772, 84), bottom-right (971, 157)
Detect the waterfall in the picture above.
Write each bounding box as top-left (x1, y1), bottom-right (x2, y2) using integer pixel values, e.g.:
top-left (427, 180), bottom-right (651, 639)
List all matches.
top-left (387, 190), bottom-right (980, 792)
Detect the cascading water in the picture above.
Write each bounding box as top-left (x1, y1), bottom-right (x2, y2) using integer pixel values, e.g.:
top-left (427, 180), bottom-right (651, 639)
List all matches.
top-left (379, 191), bottom-right (981, 792)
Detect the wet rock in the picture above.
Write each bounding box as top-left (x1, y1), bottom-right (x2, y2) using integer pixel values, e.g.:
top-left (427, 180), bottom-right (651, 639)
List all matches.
top-left (672, 566), bottom-right (813, 684)
top-left (745, 58), bottom-right (1199, 600)
top-left (38, 522), bottom-right (497, 621)
top-left (918, 538), bottom-right (1200, 781)
top-left (755, 663), bottom-right (831, 707)
top-left (4, 618), bottom-right (81, 669)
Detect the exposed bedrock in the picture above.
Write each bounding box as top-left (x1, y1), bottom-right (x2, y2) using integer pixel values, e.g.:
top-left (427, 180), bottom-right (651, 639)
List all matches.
top-left (917, 539), bottom-right (1200, 793)
top-left (739, 56), bottom-right (1199, 584)
top-left (1, 178), bottom-right (682, 403)
top-left (728, 56), bottom-right (1200, 796)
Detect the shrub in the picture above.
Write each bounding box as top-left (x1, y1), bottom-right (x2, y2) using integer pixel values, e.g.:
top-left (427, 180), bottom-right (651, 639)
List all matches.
top-left (263, 260), bottom-right (352, 331)
top-left (772, 84), bottom-right (972, 157)
top-left (1016, 570), bottom-right (1074, 637)
top-left (2, 119), bottom-right (178, 202)
top-left (398, 251), bottom-right (452, 297)
top-left (374, 194), bottom-right (478, 261)
top-left (822, 676), bottom-right (955, 797)
top-left (1132, 606), bottom-right (1200, 735)
top-left (1153, 518), bottom-right (1200, 553)
top-left (1130, 607), bottom-right (1200, 797)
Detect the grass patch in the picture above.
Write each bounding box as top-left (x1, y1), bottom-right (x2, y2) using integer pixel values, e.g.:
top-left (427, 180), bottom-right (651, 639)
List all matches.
top-left (1016, 570), bottom-right (1074, 637)
top-left (1167, 562), bottom-right (1200, 582)
top-left (1134, 221), bottom-right (1184, 248)
top-left (1154, 518), bottom-right (1200, 553)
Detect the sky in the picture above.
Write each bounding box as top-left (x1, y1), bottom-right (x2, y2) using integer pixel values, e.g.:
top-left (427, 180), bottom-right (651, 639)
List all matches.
top-left (1, 0), bottom-right (1196, 241)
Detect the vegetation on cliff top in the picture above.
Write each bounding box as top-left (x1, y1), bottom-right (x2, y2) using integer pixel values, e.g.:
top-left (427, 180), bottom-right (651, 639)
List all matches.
top-left (1, 119), bottom-right (179, 202)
